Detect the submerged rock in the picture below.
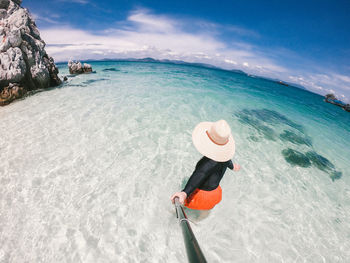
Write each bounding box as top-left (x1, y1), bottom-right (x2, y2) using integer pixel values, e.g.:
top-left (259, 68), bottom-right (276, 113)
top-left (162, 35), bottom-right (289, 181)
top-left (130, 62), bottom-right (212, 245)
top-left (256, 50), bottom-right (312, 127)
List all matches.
top-left (305, 151), bottom-right (335, 172)
top-left (0, 0), bottom-right (61, 105)
top-left (82, 78), bottom-right (108, 85)
top-left (282, 149), bottom-right (342, 181)
top-left (102, 68), bottom-right (119, 72)
top-left (305, 151), bottom-right (342, 181)
top-left (239, 109), bottom-right (304, 132)
top-left (279, 130), bottom-right (312, 146)
top-left (235, 108), bottom-right (307, 143)
top-left (235, 110), bottom-right (277, 141)
top-left (282, 148), bottom-right (311, 167)
top-left (68, 60), bottom-right (93, 74)
top-left (330, 171), bottom-right (342, 181)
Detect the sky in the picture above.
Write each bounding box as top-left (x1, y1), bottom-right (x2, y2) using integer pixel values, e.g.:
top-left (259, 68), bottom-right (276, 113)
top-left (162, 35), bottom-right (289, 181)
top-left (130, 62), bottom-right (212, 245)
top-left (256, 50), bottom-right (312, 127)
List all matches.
top-left (23, 0), bottom-right (350, 101)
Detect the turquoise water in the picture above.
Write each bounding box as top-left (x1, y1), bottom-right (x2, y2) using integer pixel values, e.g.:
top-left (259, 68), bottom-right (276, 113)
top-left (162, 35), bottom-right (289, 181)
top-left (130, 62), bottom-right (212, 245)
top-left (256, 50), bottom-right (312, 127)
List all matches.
top-left (1, 61), bottom-right (349, 262)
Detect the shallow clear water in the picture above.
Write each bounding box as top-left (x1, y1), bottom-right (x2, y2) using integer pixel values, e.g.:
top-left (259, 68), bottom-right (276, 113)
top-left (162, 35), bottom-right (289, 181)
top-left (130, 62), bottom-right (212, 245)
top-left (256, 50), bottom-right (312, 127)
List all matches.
top-left (1, 61), bottom-right (350, 262)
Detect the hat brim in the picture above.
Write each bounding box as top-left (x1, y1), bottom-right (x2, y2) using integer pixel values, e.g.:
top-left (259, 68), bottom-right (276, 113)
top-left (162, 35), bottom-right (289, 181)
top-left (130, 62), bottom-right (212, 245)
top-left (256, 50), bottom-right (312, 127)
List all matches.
top-left (192, 122), bottom-right (235, 162)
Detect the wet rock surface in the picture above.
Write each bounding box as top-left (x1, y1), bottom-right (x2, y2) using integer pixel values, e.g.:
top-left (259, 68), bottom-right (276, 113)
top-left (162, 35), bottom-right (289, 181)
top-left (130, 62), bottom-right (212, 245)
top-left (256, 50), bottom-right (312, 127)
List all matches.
top-left (68, 60), bottom-right (93, 74)
top-left (0, 82), bottom-right (26, 104)
top-left (0, 0), bottom-right (61, 105)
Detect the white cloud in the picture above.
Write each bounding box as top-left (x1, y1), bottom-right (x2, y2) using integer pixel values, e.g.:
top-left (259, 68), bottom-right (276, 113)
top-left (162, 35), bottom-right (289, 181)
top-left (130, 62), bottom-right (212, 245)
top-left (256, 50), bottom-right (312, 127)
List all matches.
top-left (225, 25), bottom-right (260, 38)
top-left (224, 59), bottom-right (237, 65)
top-left (41, 10), bottom-right (283, 74)
top-left (332, 73), bottom-right (350, 84)
top-left (127, 11), bottom-right (176, 33)
top-left (31, 13), bottom-right (60, 24)
top-left (39, 9), bottom-right (350, 102)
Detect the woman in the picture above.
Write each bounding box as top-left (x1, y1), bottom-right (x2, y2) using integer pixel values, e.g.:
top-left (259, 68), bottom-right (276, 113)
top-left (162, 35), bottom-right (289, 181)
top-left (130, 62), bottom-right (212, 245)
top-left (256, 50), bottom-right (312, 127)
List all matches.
top-left (171, 120), bottom-right (240, 210)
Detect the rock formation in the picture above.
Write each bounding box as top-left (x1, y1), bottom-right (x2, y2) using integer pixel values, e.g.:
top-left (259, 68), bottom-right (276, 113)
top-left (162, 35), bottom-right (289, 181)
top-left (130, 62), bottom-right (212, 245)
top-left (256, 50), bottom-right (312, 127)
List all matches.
top-left (0, 0), bottom-right (61, 106)
top-left (324, 93), bottom-right (350, 112)
top-left (325, 93), bottom-right (336, 102)
top-left (68, 60), bottom-right (92, 74)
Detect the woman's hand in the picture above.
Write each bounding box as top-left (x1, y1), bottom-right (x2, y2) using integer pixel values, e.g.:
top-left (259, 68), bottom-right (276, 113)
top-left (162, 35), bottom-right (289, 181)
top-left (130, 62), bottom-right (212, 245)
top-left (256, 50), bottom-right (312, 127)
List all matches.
top-left (233, 164), bottom-right (241, 171)
top-left (171, 191), bottom-right (187, 205)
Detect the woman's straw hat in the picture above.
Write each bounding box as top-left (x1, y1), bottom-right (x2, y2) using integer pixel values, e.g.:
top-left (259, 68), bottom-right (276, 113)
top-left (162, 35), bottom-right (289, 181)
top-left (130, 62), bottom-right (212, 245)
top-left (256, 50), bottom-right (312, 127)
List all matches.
top-left (192, 120), bottom-right (235, 162)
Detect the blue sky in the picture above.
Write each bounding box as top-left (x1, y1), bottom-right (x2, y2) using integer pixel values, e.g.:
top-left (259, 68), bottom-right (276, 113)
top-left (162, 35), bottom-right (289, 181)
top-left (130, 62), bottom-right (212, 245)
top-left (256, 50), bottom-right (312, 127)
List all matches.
top-left (24, 0), bottom-right (350, 101)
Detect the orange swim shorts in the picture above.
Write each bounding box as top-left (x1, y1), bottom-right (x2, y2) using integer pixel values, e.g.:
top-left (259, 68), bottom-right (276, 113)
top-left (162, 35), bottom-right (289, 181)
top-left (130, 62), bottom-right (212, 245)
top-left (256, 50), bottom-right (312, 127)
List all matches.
top-left (184, 186), bottom-right (222, 210)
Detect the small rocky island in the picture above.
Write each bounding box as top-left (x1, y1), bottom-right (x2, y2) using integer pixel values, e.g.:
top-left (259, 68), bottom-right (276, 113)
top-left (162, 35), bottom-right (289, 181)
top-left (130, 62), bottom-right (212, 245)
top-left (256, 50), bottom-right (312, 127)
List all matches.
top-left (68, 60), bottom-right (92, 74)
top-left (324, 94), bottom-right (350, 112)
top-left (0, 0), bottom-right (61, 106)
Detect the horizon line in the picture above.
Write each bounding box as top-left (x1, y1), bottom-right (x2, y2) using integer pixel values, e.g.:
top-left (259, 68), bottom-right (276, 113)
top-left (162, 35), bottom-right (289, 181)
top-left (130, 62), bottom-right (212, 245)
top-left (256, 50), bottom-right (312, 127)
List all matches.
top-left (57, 57), bottom-right (327, 99)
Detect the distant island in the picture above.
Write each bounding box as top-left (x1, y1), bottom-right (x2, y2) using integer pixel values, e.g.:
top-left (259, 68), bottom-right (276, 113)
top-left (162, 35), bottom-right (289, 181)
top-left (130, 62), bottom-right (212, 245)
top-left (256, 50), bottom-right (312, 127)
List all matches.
top-left (68, 57), bottom-right (247, 75)
top-left (324, 94), bottom-right (350, 112)
top-left (60, 57), bottom-right (307, 90)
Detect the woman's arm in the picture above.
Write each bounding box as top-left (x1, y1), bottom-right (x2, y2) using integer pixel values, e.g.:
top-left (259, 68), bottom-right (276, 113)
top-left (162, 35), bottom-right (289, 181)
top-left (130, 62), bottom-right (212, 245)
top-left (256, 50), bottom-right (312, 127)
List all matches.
top-left (182, 159), bottom-right (216, 197)
top-left (171, 191), bottom-right (187, 204)
top-left (171, 158), bottom-right (215, 204)
top-left (228, 160), bottom-right (241, 171)
top-left (233, 164), bottom-right (241, 171)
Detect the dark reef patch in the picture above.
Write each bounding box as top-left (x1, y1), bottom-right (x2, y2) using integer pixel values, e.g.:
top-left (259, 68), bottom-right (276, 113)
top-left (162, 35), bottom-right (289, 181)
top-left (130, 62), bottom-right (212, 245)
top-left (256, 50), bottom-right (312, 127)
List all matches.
top-left (237, 109), bottom-right (304, 132)
top-left (330, 171), bottom-right (342, 181)
top-left (279, 130), bottom-right (312, 146)
top-left (102, 68), bottom-right (120, 72)
top-left (236, 108), bottom-right (342, 181)
top-left (305, 151), bottom-right (334, 172)
top-left (282, 149), bottom-right (342, 181)
top-left (248, 135), bottom-right (260, 142)
top-left (235, 108), bottom-right (306, 142)
top-left (82, 78), bottom-right (108, 85)
top-left (235, 110), bottom-right (277, 141)
top-left (67, 84), bottom-right (86, 87)
top-left (282, 148), bottom-right (311, 167)
top-left (305, 151), bottom-right (342, 181)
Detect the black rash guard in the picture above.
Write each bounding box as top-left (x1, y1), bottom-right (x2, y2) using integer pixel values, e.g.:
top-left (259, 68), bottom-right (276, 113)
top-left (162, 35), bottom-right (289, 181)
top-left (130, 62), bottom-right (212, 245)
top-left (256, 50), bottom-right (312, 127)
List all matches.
top-left (182, 156), bottom-right (234, 196)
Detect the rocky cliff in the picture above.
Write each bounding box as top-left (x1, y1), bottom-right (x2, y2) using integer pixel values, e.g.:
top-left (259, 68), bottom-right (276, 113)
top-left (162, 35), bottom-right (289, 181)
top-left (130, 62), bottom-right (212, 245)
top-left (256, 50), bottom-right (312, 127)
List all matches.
top-left (0, 0), bottom-right (61, 106)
